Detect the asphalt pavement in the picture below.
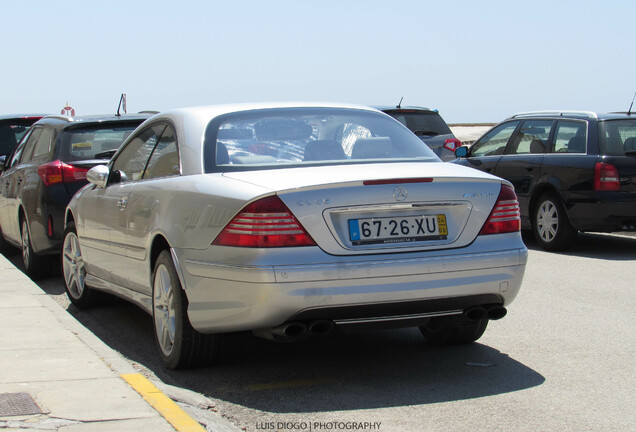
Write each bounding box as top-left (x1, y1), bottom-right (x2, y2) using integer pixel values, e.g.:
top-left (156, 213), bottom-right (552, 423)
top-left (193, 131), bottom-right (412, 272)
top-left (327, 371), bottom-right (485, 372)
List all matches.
top-left (0, 252), bottom-right (239, 432)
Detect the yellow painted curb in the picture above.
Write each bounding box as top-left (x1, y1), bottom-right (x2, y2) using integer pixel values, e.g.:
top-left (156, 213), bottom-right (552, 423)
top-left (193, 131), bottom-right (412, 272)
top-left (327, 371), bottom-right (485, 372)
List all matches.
top-left (121, 373), bottom-right (206, 432)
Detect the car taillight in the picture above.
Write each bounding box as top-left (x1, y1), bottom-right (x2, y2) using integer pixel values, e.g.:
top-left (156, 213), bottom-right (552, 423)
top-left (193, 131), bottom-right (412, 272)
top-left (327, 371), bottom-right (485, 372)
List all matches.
top-left (212, 195), bottom-right (317, 247)
top-left (37, 160), bottom-right (89, 186)
top-left (594, 162), bottom-right (620, 191)
top-left (443, 138), bottom-right (463, 152)
top-left (479, 184), bottom-right (521, 235)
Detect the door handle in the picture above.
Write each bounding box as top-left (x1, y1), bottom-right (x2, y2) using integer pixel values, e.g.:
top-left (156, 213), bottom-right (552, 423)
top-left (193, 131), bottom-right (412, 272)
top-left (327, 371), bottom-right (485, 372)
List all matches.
top-left (117, 197), bottom-right (128, 210)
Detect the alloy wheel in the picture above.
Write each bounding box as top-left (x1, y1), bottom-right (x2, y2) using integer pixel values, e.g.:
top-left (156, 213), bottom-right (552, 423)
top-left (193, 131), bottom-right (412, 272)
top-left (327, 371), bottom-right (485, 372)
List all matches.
top-left (154, 264), bottom-right (176, 357)
top-left (62, 231), bottom-right (86, 299)
top-left (536, 200), bottom-right (558, 243)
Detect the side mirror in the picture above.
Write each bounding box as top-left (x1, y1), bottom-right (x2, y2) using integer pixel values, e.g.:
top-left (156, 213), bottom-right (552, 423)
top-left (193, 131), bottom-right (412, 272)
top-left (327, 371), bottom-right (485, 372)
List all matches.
top-left (454, 146), bottom-right (468, 158)
top-left (86, 165), bottom-right (110, 189)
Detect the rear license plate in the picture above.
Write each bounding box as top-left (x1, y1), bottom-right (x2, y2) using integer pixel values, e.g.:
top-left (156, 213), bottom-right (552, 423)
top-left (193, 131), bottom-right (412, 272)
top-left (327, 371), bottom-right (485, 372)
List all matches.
top-left (348, 214), bottom-right (447, 245)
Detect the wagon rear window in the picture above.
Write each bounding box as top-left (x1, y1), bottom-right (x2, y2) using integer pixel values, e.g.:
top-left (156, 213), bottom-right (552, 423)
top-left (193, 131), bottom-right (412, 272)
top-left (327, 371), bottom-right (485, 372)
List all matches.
top-left (599, 119), bottom-right (636, 156)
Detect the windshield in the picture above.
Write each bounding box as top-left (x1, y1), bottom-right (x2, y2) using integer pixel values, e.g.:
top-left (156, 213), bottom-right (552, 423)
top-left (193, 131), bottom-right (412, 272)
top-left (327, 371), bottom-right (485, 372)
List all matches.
top-left (599, 119), bottom-right (636, 156)
top-left (58, 123), bottom-right (141, 162)
top-left (204, 108), bottom-right (438, 172)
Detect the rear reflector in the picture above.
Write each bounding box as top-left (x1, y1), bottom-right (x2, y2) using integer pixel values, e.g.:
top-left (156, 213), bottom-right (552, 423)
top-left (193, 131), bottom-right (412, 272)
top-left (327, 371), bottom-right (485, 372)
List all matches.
top-left (479, 184), bottom-right (521, 235)
top-left (37, 160), bottom-right (89, 186)
top-left (213, 196), bottom-right (317, 247)
top-left (594, 162), bottom-right (620, 191)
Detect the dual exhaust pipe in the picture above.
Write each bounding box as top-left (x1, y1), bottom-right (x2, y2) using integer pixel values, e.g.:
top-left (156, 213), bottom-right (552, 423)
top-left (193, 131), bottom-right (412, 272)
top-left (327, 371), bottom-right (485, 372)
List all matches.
top-left (254, 319), bottom-right (334, 342)
top-left (464, 305), bottom-right (507, 321)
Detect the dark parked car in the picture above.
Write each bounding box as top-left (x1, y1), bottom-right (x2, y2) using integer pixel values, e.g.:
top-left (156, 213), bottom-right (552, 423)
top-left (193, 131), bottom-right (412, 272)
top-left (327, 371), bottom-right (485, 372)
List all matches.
top-left (0, 113), bottom-right (151, 276)
top-left (0, 114), bottom-right (47, 161)
top-left (452, 111), bottom-right (636, 250)
top-left (377, 106), bottom-right (462, 161)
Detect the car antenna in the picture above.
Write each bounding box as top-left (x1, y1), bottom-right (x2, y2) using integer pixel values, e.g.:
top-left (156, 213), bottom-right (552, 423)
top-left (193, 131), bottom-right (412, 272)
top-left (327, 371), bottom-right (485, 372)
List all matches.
top-left (396, 97), bottom-right (403, 109)
top-left (628, 91), bottom-right (636, 116)
top-left (116, 93), bottom-right (127, 117)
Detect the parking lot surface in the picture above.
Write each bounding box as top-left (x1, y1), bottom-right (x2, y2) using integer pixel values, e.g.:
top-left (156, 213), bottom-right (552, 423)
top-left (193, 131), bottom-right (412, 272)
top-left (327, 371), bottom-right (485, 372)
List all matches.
top-left (5, 231), bottom-right (636, 431)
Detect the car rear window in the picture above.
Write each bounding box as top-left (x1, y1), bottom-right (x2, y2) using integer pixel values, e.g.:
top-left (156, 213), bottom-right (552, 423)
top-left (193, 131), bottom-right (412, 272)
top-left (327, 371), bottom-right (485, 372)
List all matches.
top-left (204, 108), bottom-right (438, 172)
top-left (0, 119), bottom-right (40, 156)
top-left (57, 123), bottom-right (141, 162)
top-left (382, 110), bottom-right (452, 136)
top-left (599, 119), bottom-right (636, 156)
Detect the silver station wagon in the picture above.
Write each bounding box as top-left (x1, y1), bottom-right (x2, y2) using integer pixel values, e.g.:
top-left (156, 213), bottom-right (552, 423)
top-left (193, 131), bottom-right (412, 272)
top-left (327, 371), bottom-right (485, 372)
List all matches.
top-left (62, 103), bottom-right (528, 369)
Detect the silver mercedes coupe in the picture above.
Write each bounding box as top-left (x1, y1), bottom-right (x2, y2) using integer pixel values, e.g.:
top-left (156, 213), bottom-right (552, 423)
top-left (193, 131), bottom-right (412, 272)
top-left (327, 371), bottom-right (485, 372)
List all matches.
top-left (62, 103), bottom-right (528, 369)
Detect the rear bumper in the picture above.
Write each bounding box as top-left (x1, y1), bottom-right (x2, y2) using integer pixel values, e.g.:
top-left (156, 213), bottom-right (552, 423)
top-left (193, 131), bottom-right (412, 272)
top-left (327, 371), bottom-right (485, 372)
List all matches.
top-left (174, 241), bottom-right (528, 334)
top-left (567, 194), bottom-right (636, 231)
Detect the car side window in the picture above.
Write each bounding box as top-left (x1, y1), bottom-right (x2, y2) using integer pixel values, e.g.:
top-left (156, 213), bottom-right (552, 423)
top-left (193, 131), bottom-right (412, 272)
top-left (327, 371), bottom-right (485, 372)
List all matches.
top-left (111, 124), bottom-right (165, 183)
top-left (507, 120), bottom-right (553, 155)
top-left (553, 121), bottom-right (587, 153)
top-left (470, 121), bottom-right (519, 157)
top-left (31, 128), bottom-right (53, 159)
top-left (7, 128), bottom-right (33, 168)
top-left (18, 128), bottom-right (43, 163)
top-left (143, 125), bottom-right (179, 179)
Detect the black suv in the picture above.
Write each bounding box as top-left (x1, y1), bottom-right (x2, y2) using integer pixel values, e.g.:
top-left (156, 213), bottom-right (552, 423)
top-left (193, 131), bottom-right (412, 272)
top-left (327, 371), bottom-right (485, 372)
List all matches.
top-left (377, 106), bottom-right (461, 161)
top-left (0, 113), bottom-right (151, 277)
top-left (453, 111), bottom-right (636, 250)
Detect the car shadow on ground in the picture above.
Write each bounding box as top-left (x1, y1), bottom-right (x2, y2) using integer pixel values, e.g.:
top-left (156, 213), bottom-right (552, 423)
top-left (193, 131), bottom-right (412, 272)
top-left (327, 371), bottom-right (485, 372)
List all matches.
top-left (51, 294), bottom-right (545, 413)
top-left (522, 231), bottom-right (636, 260)
top-left (164, 330), bottom-right (545, 413)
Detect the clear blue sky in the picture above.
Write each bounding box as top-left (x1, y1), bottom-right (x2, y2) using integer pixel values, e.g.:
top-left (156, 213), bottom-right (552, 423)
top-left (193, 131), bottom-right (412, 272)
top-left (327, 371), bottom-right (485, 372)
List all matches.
top-left (3, 0), bottom-right (635, 123)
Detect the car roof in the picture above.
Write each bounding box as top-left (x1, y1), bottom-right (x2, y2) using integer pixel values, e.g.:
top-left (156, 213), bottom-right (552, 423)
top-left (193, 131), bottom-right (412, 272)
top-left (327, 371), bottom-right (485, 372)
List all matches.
top-left (155, 101), bottom-right (379, 120)
top-left (373, 105), bottom-right (438, 113)
top-left (34, 113), bottom-right (153, 128)
top-left (506, 111), bottom-right (636, 121)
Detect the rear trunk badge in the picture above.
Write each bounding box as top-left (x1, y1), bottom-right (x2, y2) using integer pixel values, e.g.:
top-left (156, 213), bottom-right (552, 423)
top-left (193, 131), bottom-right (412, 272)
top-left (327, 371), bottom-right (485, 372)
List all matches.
top-left (393, 186), bottom-right (408, 201)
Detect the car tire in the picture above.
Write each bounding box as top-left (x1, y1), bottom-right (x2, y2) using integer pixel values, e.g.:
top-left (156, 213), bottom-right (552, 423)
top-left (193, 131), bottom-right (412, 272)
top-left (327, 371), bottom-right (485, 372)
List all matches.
top-left (62, 222), bottom-right (102, 309)
top-left (153, 250), bottom-right (221, 369)
top-left (21, 218), bottom-right (49, 279)
top-left (533, 192), bottom-right (577, 251)
top-left (419, 317), bottom-right (489, 345)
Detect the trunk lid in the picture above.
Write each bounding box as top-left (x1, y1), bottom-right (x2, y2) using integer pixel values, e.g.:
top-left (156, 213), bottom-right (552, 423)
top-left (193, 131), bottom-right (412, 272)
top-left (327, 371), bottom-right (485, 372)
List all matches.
top-left (223, 163), bottom-right (506, 255)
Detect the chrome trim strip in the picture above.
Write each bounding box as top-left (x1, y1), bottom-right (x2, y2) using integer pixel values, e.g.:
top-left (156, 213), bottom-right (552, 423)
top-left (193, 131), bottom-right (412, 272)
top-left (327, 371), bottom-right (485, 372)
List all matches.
top-left (328, 202), bottom-right (465, 215)
top-left (334, 309), bottom-right (463, 325)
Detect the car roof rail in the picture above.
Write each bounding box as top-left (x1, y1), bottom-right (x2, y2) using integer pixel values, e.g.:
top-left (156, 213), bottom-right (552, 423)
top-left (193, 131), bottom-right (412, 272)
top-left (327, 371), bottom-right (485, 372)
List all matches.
top-left (507, 110), bottom-right (598, 120)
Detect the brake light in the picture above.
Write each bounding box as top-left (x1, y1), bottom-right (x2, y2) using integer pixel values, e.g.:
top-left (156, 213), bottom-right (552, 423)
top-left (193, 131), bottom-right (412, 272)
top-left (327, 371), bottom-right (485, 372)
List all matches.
top-left (363, 178), bottom-right (433, 185)
top-left (479, 184), bottom-right (521, 235)
top-left (443, 138), bottom-right (463, 152)
top-left (213, 195), bottom-right (317, 247)
top-left (37, 160), bottom-right (89, 186)
top-left (594, 162), bottom-right (620, 191)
